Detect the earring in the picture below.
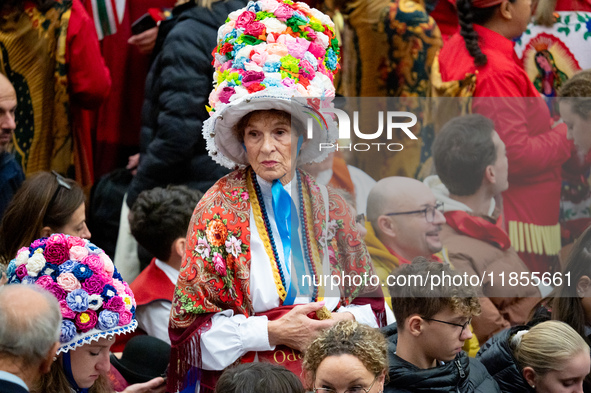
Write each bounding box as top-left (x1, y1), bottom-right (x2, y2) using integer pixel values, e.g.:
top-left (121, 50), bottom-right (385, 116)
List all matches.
top-left (579, 290), bottom-right (585, 298)
top-left (531, 385), bottom-right (535, 389)
top-left (53, 357), bottom-right (57, 362)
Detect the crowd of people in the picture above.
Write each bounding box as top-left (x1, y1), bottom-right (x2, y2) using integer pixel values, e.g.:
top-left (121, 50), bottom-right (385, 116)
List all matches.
top-left (2, 0), bottom-right (591, 391)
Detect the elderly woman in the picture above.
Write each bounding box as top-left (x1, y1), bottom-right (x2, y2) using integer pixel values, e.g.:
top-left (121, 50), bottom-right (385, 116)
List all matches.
top-left (167, 1), bottom-right (384, 392)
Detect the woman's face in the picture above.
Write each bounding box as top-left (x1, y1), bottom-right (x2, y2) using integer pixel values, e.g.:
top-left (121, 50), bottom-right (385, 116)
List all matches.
top-left (55, 203), bottom-right (91, 239)
top-left (243, 112), bottom-right (294, 184)
top-left (68, 336), bottom-right (114, 388)
top-left (560, 101), bottom-right (591, 155)
top-left (530, 351), bottom-right (590, 393)
top-left (314, 354), bottom-right (385, 393)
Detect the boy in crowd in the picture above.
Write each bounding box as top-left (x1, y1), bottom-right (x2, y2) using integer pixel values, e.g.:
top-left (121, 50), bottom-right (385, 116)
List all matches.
top-left (129, 185), bottom-right (202, 343)
top-left (383, 259), bottom-right (500, 392)
top-left (427, 114), bottom-right (541, 344)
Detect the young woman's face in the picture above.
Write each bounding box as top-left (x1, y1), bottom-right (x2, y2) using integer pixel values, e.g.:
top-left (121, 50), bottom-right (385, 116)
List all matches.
top-left (560, 101), bottom-right (591, 156)
top-left (314, 354), bottom-right (385, 393)
top-left (68, 336), bottom-right (114, 388)
top-left (531, 351), bottom-right (590, 393)
top-left (54, 203), bottom-right (91, 239)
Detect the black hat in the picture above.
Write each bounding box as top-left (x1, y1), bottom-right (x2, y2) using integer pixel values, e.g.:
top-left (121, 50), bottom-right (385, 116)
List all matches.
top-left (110, 335), bottom-right (171, 385)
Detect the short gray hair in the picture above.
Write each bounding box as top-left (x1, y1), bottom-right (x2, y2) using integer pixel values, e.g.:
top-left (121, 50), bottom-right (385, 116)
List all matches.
top-left (0, 285), bottom-right (62, 366)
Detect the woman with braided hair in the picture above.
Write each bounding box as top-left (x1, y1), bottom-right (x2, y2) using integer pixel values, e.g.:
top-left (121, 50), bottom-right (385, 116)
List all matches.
top-left (437, 0), bottom-right (573, 275)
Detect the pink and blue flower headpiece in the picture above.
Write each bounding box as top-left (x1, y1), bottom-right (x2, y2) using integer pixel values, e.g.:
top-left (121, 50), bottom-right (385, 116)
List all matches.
top-left (6, 234), bottom-right (137, 354)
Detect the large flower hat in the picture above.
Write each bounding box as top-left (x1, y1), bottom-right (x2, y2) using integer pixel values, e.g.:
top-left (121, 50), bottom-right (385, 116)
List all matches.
top-left (204, 0), bottom-right (340, 169)
top-left (6, 234), bottom-right (137, 355)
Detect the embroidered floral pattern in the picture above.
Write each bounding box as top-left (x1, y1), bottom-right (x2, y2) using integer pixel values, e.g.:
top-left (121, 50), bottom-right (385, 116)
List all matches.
top-left (170, 169), bottom-right (377, 329)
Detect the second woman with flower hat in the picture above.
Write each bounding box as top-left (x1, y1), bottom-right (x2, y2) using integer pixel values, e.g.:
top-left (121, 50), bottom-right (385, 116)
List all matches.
top-left (5, 235), bottom-right (165, 393)
top-left (168, 0), bottom-right (385, 391)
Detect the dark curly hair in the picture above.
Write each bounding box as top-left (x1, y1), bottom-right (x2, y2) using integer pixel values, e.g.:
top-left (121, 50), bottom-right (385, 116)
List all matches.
top-left (129, 185), bottom-right (203, 261)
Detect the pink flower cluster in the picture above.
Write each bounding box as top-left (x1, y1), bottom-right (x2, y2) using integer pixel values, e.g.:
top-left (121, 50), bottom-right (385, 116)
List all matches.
top-left (6, 235), bottom-right (137, 344)
top-left (208, 0), bottom-right (339, 112)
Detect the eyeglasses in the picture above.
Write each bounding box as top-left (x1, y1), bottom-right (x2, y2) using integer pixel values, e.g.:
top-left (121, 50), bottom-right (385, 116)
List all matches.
top-left (355, 213), bottom-right (365, 226)
top-left (383, 201), bottom-right (444, 223)
top-left (314, 375), bottom-right (379, 393)
top-left (422, 316), bottom-right (472, 339)
top-left (44, 171), bottom-right (71, 222)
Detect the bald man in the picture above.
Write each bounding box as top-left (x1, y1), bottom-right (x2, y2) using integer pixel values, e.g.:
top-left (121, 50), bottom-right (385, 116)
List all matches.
top-left (365, 177), bottom-right (448, 298)
top-left (0, 285), bottom-right (62, 392)
top-left (0, 74), bottom-right (24, 221)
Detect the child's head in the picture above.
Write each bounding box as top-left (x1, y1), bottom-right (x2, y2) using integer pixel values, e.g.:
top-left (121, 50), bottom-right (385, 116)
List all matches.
top-left (389, 259), bottom-right (481, 364)
top-left (129, 186), bottom-right (203, 261)
top-left (215, 362), bottom-right (305, 393)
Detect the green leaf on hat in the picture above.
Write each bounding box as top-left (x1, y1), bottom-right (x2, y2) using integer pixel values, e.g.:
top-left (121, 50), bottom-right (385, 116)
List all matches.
top-left (255, 11), bottom-right (275, 20)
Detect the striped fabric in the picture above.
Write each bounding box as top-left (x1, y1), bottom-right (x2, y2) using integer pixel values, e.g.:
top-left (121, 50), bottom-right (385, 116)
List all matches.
top-left (87, 0), bottom-right (125, 39)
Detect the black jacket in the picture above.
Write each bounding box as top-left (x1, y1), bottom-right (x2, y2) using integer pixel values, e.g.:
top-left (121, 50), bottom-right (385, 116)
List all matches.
top-left (126, 0), bottom-right (247, 207)
top-left (382, 324), bottom-right (501, 393)
top-left (475, 326), bottom-right (534, 393)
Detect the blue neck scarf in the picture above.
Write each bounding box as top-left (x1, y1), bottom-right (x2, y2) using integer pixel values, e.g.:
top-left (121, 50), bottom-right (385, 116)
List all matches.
top-left (63, 351), bottom-right (90, 393)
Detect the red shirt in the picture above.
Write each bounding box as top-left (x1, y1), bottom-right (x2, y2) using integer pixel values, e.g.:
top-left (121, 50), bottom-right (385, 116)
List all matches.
top-left (439, 25), bottom-right (571, 226)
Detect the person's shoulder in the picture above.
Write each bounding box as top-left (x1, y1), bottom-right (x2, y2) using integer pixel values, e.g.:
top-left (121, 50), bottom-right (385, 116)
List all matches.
top-left (466, 354), bottom-right (502, 392)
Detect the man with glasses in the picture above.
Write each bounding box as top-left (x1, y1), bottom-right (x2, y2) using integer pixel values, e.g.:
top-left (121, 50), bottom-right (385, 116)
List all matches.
top-left (427, 114), bottom-right (541, 345)
top-left (365, 176), bottom-right (448, 301)
top-left (382, 259), bottom-right (500, 393)
top-left (0, 74), bottom-right (24, 222)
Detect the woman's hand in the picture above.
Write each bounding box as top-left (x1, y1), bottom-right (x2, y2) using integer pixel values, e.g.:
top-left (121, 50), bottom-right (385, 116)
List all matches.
top-left (120, 377), bottom-right (166, 393)
top-left (128, 27), bottom-right (158, 55)
top-left (268, 302), bottom-right (348, 352)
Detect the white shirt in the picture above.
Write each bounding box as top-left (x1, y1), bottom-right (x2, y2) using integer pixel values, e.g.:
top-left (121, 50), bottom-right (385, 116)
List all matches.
top-left (135, 259), bottom-right (179, 344)
top-left (200, 175), bottom-right (378, 370)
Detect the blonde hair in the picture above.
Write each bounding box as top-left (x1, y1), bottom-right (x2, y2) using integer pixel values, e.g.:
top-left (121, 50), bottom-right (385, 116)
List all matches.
top-left (303, 321), bottom-right (388, 384)
top-left (559, 69), bottom-right (591, 120)
top-left (512, 321), bottom-right (590, 375)
top-left (532, 0), bottom-right (558, 27)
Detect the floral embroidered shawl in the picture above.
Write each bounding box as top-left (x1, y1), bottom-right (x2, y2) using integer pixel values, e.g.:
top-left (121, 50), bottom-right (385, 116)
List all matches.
top-left (168, 167), bottom-right (383, 392)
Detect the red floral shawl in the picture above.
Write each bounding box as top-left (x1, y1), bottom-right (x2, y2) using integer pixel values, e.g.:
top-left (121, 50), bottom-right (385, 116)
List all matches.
top-left (168, 168), bottom-right (383, 392)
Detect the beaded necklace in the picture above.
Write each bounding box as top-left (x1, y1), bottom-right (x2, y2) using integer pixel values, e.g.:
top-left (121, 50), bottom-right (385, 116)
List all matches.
top-left (246, 168), bottom-right (321, 303)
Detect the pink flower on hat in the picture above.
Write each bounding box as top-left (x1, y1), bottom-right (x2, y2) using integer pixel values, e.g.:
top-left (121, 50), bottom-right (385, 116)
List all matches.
top-left (241, 70), bottom-right (265, 87)
top-left (299, 59), bottom-right (316, 80)
top-left (274, 4), bottom-right (294, 21)
top-left (67, 236), bottom-right (86, 249)
top-left (259, 0), bottom-right (280, 12)
top-left (82, 254), bottom-right (103, 273)
top-left (75, 310), bottom-right (98, 333)
top-left (57, 273), bottom-right (81, 292)
top-left (235, 10), bottom-right (256, 29)
top-left (287, 37), bottom-right (311, 59)
top-left (119, 310), bottom-right (133, 326)
top-left (218, 87), bottom-right (236, 104)
top-left (100, 254), bottom-right (114, 275)
top-left (69, 246), bottom-right (89, 261)
top-left (244, 21), bottom-right (266, 39)
top-left (59, 300), bottom-right (76, 319)
top-left (46, 233), bottom-right (68, 246)
top-left (45, 242), bottom-right (70, 265)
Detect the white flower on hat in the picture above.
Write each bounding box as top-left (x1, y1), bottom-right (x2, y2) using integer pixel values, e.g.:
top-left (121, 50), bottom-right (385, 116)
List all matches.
top-left (259, 0), bottom-right (280, 12)
top-left (315, 31), bottom-right (329, 48)
top-left (26, 253), bottom-right (46, 277)
top-left (261, 17), bottom-right (286, 34)
top-left (15, 249), bottom-right (29, 267)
